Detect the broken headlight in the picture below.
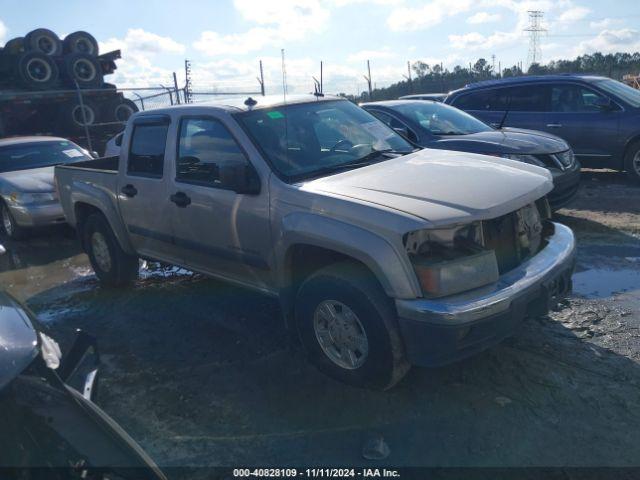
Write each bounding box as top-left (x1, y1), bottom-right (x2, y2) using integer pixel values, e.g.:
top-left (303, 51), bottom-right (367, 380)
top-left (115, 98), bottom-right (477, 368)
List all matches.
top-left (405, 222), bottom-right (499, 298)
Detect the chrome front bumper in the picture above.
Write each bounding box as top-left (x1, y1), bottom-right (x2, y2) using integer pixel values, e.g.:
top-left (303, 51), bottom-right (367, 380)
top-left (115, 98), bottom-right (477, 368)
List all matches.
top-left (396, 222), bottom-right (576, 325)
top-left (8, 202), bottom-right (66, 227)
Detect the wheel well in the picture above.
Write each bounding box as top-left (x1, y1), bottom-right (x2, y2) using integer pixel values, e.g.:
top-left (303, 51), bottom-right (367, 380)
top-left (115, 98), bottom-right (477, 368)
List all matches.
top-left (74, 202), bottom-right (103, 250)
top-left (282, 244), bottom-right (381, 319)
top-left (624, 135), bottom-right (640, 164)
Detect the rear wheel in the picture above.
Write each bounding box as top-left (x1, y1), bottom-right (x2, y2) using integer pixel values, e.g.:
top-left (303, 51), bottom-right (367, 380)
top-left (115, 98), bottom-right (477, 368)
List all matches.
top-left (61, 53), bottom-right (103, 88)
top-left (15, 51), bottom-right (59, 90)
top-left (0, 202), bottom-right (27, 240)
top-left (56, 99), bottom-right (99, 133)
top-left (24, 28), bottom-right (62, 56)
top-left (63, 31), bottom-right (99, 56)
top-left (3, 37), bottom-right (25, 55)
top-left (624, 141), bottom-right (640, 184)
top-left (295, 262), bottom-right (409, 390)
top-left (83, 213), bottom-right (139, 287)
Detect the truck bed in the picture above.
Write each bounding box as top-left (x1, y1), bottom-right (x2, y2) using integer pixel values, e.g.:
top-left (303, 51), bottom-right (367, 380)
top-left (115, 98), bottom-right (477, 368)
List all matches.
top-left (55, 156), bottom-right (120, 228)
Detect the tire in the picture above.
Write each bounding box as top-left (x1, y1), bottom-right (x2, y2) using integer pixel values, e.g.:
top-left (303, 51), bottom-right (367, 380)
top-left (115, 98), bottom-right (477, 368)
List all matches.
top-left (83, 213), bottom-right (139, 287)
top-left (624, 140), bottom-right (640, 184)
top-left (1, 201), bottom-right (28, 240)
top-left (24, 28), bottom-right (62, 56)
top-left (63, 31), bottom-right (99, 56)
top-left (102, 96), bottom-right (139, 123)
top-left (56, 99), bottom-right (99, 133)
top-left (3, 37), bottom-right (25, 55)
top-left (295, 262), bottom-right (410, 390)
top-left (15, 51), bottom-right (59, 90)
top-left (61, 53), bottom-right (103, 88)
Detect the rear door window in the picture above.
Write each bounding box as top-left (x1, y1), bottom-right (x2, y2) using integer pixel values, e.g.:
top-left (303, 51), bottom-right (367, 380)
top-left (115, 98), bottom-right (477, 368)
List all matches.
top-left (495, 85), bottom-right (551, 112)
top-left (550, 84), bottom-right (607, 112)
top-left (127, 122), bottom-right (169, 177)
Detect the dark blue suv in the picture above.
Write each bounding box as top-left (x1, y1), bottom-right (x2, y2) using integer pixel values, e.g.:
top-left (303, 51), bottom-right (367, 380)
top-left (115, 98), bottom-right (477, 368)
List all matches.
top-left (446, 75), bottom-right (640, 182)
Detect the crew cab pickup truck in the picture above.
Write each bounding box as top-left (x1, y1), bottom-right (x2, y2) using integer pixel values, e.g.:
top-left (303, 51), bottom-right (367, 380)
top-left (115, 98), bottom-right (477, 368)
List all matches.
top-left (55, 95), bottom-right (576, 389)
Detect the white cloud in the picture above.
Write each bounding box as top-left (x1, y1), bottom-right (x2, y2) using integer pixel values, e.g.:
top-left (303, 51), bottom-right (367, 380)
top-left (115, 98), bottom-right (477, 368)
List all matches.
top-left (194, 0), bottom-right (330, 56)
top-left (0, 19), bottom-right (7, 43)
top-left (347, 47), bottom-right (393, 62)
top-left (467, 12), bottom-right (502, 24)
top-left (387, 0), bottom-right (473, 31)
top-left (574, 28), bottom-right (640, 56)
top-left (449, 30), bottom-right (521, 51)
top-left (558, 6), bottom-right (590, 23)
top-left (98, 29), bottom-right (185, 87)
top-left (590, 18), bottom-right (622, 29)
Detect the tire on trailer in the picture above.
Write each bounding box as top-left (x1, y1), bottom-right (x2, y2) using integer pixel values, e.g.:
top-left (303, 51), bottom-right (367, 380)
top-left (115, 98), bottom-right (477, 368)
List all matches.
top-left (15, 51), bottom-right (60, 90)
top-left (24, 28), bottom-right (62, 56)
top-left (295, 261), bottom-right (410, 390)
top-left (61, 53), bottom-right (103, 89)
top-left (57, 99), bottom-right (99, 133)
top-left (3, 37), bottom-right (25, 55)
top-left (63, 31), bottom-right (99, 56)
top-left (624, 140), bottom-right (640, 184)
top-left (82, 213), bottom-right (139, 287)
top-left (1, 201), bottom-right (28, 240)
top-left (102, 96), bottom-right (139, 123)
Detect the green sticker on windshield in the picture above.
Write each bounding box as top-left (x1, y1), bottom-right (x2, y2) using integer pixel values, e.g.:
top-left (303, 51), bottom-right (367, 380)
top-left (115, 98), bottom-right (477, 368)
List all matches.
top-left (267, 111), bottom-right (285, 119)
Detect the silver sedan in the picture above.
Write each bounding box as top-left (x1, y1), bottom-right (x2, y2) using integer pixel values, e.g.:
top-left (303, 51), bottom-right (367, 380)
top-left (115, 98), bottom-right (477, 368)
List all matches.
top-left (0, 136), bottom-right (91, 240)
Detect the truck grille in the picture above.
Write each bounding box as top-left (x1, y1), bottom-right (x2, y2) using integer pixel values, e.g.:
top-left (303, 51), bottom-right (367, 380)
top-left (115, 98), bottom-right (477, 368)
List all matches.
top-left (482, 203), bottom-right (545, 274)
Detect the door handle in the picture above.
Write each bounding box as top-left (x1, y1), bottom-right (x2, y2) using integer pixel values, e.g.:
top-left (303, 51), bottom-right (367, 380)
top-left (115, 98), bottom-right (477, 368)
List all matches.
top-left (170, 192), bottom-right (191, 208)
top-left (121, 184), bottom-right (138, 197)
top-left (546, 123), bottom-right (563, 128)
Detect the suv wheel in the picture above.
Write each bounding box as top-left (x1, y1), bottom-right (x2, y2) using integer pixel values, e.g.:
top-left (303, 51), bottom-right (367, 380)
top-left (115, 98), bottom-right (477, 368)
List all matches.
top-left (295, 262), bottom-right (409, 390)
top-left (83, 213), bottom-right (139, 287)
top-left (624, 140), bottom-right (640, 184)
top-left (1, 202), bottom-right (27, 240)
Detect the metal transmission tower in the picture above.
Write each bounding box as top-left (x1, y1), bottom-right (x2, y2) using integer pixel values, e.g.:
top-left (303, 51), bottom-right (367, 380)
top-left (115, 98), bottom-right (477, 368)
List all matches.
top-left (524, 10), bottom-right (546, 69)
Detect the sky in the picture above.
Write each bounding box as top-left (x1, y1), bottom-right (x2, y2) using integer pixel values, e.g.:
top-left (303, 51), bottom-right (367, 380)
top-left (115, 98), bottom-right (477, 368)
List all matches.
top-left (1, 0), bottom-right (640, 95)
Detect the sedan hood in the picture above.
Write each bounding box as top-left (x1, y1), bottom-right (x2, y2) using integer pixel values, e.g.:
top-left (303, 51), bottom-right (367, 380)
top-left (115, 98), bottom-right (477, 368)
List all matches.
top-left (0, 291), bottom-right (38, 390)
top-left (304, 149), bottom-right (553, 226)
top-left (430, 129), bottom-right (569, 155)
top-left (0, 166), bottom-right (56, 192)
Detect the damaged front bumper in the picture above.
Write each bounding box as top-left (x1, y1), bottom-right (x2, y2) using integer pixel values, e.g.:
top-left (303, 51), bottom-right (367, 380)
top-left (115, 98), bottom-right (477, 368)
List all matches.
top-left (395, 222), bottom-right (576, 366)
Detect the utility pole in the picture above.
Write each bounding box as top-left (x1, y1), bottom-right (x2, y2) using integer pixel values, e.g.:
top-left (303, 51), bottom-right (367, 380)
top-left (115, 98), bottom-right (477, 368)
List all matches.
top-left (491, 54), bottom-right (496, 76)
top-left (320, 61), bottom-right (323, 94)
top-left (402, 61), bottom-right (412, 94)
top-left (363, 60), bottom-right (372, 101)
top-left (524, 10), bottom-right (546, 69)
top-left (184, 59), bottom-right (192, 104)
top-left (257, 60), bottom-right (265, 96)
top-left (281, 49), bottom-right (288, 101)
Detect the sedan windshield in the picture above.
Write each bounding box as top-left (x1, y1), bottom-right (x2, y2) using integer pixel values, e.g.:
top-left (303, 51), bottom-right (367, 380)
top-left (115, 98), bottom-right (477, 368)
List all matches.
top-left (236, 100), bottom-right (414, 180)
top-left (0, 140), bottom-right (90, 173)
top-left (595, 78), bottom-right (640, 108)
top-left (393, 101), bottom-right (493, 135)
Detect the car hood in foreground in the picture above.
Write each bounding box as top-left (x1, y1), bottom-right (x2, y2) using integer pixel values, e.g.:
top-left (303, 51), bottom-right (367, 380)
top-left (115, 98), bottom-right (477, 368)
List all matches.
top-left (0, 291), bottom-right (38, 390)
top-left (0, 166), bottom-right (56, 193)
top-left (304, 149), bottom-right (553, 226)
top-left (429, 128), bottom-right (569, 155)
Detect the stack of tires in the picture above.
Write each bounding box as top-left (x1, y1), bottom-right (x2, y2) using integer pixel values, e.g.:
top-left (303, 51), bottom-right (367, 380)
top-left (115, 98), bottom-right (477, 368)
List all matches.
top-left (0, 29), bottom-right (104, 90)
top-left (0, 28), bottom-right (138, 135)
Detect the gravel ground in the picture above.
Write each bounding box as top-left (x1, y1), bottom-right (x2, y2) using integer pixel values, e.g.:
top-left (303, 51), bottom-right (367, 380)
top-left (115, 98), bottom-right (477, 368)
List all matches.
top-left (1, 170), bottom-right (639, 471)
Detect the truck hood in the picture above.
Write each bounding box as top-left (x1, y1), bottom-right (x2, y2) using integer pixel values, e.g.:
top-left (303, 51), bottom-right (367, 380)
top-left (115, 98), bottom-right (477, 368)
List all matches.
top-left (304, 149), bottom-right (553, 226)
top-left (429, 129), bottom-right (569, 155)
top-left (0, 166), bottom-right (56, 192)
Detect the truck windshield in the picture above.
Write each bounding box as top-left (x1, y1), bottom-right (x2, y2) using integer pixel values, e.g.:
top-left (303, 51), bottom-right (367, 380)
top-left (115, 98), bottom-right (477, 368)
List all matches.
top-left (595, 78), bottom-right (640, 108)
top-left (393, 101), bottom-right (493, 135)
top-left (0, 141), bottom-right (91, 173)
top-left (236, 100), bottom-right (414, 181)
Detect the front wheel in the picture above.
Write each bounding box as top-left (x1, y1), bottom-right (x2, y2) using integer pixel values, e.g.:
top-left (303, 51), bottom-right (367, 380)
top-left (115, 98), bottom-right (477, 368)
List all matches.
top-left (295, 262), bottom-right (410, 390)
top-left (1, 202), bottom-right (27, 240)
top-left (83, 213), bottom-right (139, 287)
top-left (624, 141), bottom-right (640, 184)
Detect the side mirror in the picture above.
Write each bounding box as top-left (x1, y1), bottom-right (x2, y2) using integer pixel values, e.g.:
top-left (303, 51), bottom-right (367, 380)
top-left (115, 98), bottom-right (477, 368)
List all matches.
top-left (0, 244), bottom-right (5, 255)
top-left (219, 162), bottom-right (261, 195)
top-left (593, 97), bottom-right (614, 111)
top-left (91, 151), bottom-right (99, 158)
